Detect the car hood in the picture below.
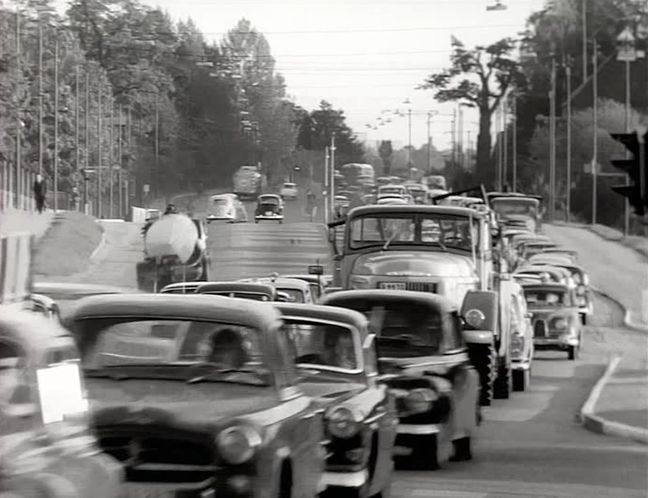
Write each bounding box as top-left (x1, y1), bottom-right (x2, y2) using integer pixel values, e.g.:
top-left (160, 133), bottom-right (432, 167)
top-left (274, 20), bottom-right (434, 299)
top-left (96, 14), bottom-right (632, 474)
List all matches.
top-left (87, 378), bottom-right (279, 429)
top-left (298, 379), bottom-right (366, 408)
top-left (352, 251), bottom-right (475, 277)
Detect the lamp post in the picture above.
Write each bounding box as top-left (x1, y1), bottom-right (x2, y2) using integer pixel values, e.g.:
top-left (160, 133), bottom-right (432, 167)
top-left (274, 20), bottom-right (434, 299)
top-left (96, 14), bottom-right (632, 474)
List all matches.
top-left (565, 59), bottom-right (572, 222)
top-left (592, 42), bottom-right (599, 225)
top-left (403, 98), bottom-right (412, 166)
top-left (53, 32), bottom-right (59, 212)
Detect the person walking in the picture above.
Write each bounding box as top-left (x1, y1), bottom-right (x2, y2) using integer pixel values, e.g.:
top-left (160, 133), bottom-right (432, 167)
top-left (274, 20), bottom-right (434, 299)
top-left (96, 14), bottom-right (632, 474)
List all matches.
top-left (33, 174), bottom-right (46, 214)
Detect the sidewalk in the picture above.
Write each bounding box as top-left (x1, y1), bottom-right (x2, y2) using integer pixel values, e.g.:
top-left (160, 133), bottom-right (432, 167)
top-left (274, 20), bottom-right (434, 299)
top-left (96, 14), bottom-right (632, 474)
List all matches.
top-left (0, 209), bottom-right (54, 238)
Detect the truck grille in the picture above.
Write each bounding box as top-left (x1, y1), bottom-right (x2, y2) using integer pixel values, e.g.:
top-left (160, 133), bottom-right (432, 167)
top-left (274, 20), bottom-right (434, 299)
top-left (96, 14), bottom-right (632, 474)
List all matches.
top-left (533, 320), bottom-right (547, 338)
top-left (406, 282), bottom-right (437, 293)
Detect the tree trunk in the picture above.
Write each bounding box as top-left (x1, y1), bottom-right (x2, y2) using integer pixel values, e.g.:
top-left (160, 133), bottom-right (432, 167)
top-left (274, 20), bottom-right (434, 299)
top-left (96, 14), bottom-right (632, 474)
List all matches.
top-left (476, 107), bottom-right (493, 187)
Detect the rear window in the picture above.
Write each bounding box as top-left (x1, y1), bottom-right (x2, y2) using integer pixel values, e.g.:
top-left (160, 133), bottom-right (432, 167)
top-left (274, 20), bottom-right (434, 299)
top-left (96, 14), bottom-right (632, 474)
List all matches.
top-left (282, 321), bottom-right (359, 371)
top-left (283, 183), bottom-right (296, 188)
top-left (524, 290), bottom-right (571, 306)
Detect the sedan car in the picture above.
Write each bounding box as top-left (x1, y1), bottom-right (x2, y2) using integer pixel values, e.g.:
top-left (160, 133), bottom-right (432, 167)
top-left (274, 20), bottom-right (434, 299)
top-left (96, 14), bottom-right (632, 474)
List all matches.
top-left (255, 194), bottom-right (284, 223)
top-left (196, 281), bottom-right (285, 302)
top-left (276, 303), bottom-right (397, 498)
top-left (66, 294), bottom-right (327, 498)
top-left (280, 182), bottom-right (299, 200)
top-left (207, 193), bottom-right (248, 223)
top-left (0, 307), bottom-right (123, 498)
top-left (321, 290), bottom-right (479, 470)
top-left (240, 276), bottom-right (314, 304)
top-left (522, 282), bottom-right (583, 360)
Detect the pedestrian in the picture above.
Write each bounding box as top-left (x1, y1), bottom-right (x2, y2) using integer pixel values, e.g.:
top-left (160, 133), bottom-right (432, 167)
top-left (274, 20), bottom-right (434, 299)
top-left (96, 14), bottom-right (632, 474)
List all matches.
top-left (33, 174), bottom-right (46, 214)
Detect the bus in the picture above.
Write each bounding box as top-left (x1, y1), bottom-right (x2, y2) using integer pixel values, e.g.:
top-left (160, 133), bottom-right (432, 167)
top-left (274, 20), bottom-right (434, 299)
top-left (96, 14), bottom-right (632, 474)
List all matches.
top-left (340, 163), bottom-right (375, 187)
top-left (233, 166), bottom-right (267, 200)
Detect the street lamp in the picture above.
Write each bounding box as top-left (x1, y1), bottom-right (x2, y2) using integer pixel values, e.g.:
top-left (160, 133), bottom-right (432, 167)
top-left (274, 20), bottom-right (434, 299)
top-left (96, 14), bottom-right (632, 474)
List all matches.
top-left (403, 98), bottom-right (412, 167)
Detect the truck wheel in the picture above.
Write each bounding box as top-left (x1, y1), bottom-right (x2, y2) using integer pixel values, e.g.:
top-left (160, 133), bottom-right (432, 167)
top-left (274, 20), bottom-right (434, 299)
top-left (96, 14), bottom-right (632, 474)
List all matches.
top-left (512, 369), bottom-right (529, 392)
top-left (449, 437), bottom-right (472, 462)
top-left (568, 345), bottom-right (578, 360)
top-left (493, 362), bottom-right (512, 399)
top-left (409, 434), bottom-right (442, 470)
top-left (466, 343), bottom-right (495, 406)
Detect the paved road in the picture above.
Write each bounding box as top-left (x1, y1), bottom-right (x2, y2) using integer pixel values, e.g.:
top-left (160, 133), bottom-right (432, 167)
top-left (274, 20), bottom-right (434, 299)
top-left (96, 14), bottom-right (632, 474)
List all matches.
top-left (207, 199), bottom-right (332, 280)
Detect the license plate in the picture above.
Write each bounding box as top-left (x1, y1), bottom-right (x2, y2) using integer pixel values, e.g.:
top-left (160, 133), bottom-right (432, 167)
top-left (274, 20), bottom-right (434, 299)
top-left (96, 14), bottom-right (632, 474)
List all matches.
top-left (393, 446), bottom-right (413, 456)
top-left (379, 282), bottom-right (406, 290)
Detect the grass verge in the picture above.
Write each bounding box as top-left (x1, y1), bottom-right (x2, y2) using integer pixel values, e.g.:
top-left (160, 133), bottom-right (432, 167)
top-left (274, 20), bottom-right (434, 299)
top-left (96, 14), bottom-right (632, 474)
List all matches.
top-left (33, 212), bottom-right (103, 277)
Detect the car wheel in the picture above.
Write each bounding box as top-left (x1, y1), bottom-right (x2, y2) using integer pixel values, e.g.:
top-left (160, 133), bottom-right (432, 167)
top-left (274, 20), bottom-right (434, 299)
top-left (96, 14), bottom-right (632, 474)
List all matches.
top-left (493, 362), bottom-right (512, 399)
top-left (568, 345), bottom-right (577, 360)
top-left (512, 369), bottom-right (529, 391)
top-left (409, 433), bottom-right (443, 470)
top-left (449, 436), bottom-right (472, 462)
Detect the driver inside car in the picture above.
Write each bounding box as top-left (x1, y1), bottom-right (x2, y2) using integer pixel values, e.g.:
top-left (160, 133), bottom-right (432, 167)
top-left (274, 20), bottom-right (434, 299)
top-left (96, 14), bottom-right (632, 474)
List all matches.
top-left (199, 328), bottom-right (248, 369)
top-left (323, 329), bottom-right (355, 369)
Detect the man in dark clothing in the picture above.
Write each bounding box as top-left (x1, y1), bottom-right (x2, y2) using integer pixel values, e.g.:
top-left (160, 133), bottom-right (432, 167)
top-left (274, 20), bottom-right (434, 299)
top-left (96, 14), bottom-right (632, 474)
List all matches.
top-left (33, 174), bottom-right (46, 213)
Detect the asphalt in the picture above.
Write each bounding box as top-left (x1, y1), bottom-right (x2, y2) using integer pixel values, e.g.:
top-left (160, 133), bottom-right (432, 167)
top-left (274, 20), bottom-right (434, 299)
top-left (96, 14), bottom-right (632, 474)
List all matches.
top-left (545, 224), bottom-right (648, 445)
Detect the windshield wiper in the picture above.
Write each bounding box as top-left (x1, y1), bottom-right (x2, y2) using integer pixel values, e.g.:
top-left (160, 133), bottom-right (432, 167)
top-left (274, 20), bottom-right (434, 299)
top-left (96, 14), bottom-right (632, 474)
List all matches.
top-left (186, 363), bottom-right (271, 385)
top-left (382, 232), bottom-right (399, 251)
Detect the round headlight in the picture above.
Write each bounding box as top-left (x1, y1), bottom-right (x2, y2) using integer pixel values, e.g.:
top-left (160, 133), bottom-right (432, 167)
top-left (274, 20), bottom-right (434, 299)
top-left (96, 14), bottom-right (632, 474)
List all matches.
top-left (510, 333), bottom-right (524, 356)
top-left (216, 425), bottom-right (262, 465)
top-left (327, 407), bottom-right (360, 439)
top-left (552, 318), bottom-right (568, 330)
top-left (464, 309), bottom-right (486, 329)
top-left (404, 388), bottom-right (437, 415)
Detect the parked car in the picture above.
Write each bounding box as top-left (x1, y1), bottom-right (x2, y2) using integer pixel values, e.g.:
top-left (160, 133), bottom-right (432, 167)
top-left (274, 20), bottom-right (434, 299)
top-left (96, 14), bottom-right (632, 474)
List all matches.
top-left (280, 273), bottom-right (328, 303)
top-left (66, 293), bottom-right (327, 498)
top-left (507, 283), bottom-right (534, 391)
top-left (321, 290), bottom-right (480, 470)
top-left (207, 193), bottom-right (248, 223)
top-left (0, 307), bottom-right (124, 498)
top-left (280, 182), bottom-right (299, 200)
top-left (522, 282), bottom-right (583, 359)
top-left (275, 303), bottom-right (397, 498)
top-left (255, 194), bottom-right (284, 223)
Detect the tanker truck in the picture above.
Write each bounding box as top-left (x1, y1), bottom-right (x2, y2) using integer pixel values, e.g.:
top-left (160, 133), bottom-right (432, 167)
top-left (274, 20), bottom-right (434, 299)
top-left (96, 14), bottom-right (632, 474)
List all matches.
top-left (136, 213), bottom-right (210, 292)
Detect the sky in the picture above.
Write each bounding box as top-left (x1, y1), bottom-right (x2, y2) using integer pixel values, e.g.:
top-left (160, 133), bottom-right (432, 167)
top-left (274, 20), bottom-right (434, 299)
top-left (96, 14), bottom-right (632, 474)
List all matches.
top-left (91, 0), bottom-right (548, 151)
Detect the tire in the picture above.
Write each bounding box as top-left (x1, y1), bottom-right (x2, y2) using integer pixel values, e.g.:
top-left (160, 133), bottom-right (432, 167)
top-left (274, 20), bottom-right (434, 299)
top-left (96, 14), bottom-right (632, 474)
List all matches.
top-left (493, 361), bottom-right (512, 399)
top-left (512, 369), bottom-right (529, 392)
top-left (449, 437), bottom-right (472, 462)
top-left (409, 433), bottom-right (442, 470)
top-left (568, 345), bottom-right (577, 360)
top-left (277, 461), bottom-right (292, 498)
top-left (466, 343), bottom-right (495, 406)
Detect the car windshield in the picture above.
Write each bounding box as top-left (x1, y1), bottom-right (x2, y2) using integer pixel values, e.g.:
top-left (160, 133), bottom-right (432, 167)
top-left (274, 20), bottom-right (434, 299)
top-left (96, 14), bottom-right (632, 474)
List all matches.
top-left (202, 291), bottom-right (273, 301)
top-left (78, 318), bottom-right (270, 384)
top-left (349, 213), bottom-right (477, 251)
top-left (330, 299), bottom-right (443, 357)
top-left (277, 288), bottom-right (305, 303)
top-left (259, 197), bottom-right (279, 205)
top-left (524, 289), bottom-right (571, 307)
top-left (282, 320), bottom-right (359, 371)
top-left (492, 199), bottom-right (538, 217)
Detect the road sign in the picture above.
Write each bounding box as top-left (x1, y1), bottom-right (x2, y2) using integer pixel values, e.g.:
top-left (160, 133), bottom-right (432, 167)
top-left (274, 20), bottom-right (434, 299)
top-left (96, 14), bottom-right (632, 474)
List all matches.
top-left (609, 131), bottom-right (648, 216)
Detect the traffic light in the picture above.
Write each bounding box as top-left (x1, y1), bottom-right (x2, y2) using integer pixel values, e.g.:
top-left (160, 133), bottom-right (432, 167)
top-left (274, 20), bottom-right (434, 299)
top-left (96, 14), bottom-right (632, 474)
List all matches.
top-left (609, 130), bottom-right (648, 216)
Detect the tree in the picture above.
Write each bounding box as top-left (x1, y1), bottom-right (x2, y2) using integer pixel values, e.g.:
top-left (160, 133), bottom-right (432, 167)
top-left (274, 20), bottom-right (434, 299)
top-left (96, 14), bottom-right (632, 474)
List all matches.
top-left (420, 37), bottom-right (524, 186)
top-left (378, 140), bottom-right (393, 176)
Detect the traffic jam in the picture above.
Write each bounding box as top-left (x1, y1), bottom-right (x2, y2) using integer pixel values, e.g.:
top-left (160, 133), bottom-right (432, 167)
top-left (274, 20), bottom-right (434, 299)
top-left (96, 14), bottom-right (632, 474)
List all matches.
top-left (0, 170), bottom-right (595, 498)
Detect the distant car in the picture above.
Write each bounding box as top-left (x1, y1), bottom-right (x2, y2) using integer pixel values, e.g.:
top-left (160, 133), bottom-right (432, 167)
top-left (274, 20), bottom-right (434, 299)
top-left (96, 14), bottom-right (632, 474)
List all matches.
top-left (0, 308), bottom-right (124, 498)
top-left (280, 182), bottom-right (299, 200)
top-left (334, 195), bottom-right (351, 217)
top-left (240, 276), bottom-right (314, 304)
top-left (377, 184), bottom-right (407, 199)
top-left (280, 274), bottom-right (328, 302)
top-left (196, 281), bottom-right (284, 301)
top-left (321, 290), bottom-right (480, 470)
top-left (522, 282), bottom-right (583, 360)
top-left (255, 194), bottom-right (284, 223)
top-left (376, 195), bottom-right (407, 205)
top-left (275, 303), bottom-right (397, 498)
top-left (361, 193), bottom-right (377, 205)
top-left (145, 208), bottom-right (161, 222)
top-left (66, 294), bottom-right (327, 498)
top-left (206, 193), bottom-right (248, 223)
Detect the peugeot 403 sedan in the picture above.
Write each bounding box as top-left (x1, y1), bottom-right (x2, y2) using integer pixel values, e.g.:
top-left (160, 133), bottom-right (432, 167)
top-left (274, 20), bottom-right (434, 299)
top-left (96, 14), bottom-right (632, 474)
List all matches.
top-left (65, 294), bottom-right (326, 498)
top-left (275, 303), bottom-right (397, 498)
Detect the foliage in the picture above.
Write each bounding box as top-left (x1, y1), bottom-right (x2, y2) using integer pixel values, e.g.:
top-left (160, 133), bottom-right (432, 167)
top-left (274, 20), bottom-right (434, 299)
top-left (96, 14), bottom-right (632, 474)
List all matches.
top-left (378, 140), bottom-right (393, 176)
top-left (420, 36), bottom-right (524, 184)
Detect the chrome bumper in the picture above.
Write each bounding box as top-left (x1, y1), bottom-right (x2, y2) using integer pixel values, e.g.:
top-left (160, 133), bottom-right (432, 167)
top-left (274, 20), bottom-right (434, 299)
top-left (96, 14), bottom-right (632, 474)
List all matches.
top-left (534, 336), bottom-right (579, 347)
top-left (396, 423), bottom-right (440, 435)
top-left (321, 469), bottom-right (368, 488)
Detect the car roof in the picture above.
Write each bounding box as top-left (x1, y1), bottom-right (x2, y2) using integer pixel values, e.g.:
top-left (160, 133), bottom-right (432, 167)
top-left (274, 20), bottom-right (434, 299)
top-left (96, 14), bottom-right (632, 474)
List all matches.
top-left (516, 265), bottom-right (571, 276)
top-left (197, 281), bottom-right (277, 294)
top-left (160, 282), bottom-right (203, 293)
top-left (68, 293), bottom-right (281, 330)
top-left (521, 282), bottom-right (571, 291)
top-left (243, 277), bottom-right (310, 291)
top-left (321, 289), bottom-right (456, 313)
top-left (347, 204), bottom-right (486, 219)
top-left (32, 281), bottom-right (140, 297)
top-left (274, 303), bottom-right (368, 335)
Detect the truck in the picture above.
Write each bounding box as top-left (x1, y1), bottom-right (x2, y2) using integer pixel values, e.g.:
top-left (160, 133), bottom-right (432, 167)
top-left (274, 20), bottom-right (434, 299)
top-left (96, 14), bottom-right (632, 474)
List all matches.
top-left (328, 201), bottom-right (518, 405)
top-left (136, 213), bottom-right (210, 292)
top-left (233, 165), bottom-right (267, 200)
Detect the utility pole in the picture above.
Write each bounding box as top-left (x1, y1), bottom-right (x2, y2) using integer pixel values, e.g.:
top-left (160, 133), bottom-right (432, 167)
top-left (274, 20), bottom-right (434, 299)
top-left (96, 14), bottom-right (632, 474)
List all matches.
top-left (582, 0), bottom-right (588, 84)
top-left (496, 106), bottom-right (502, 190)
top-left (154, 93), bottom-right (159, 201)
top-left (109, 103), bottom-right (114, 218)
top-left (512, 96), bottom-right (517, 191)
top-left (118, 104), bottom-right (122, 219)
top-left (75, 63), bottom-right (80, 198)
top-left (53, 33), bottom-right (59, 212)
top-left (458, 105), bottom-right (464, 170)
top-left (427, 113), bottom-right (431, 173)
top-left (566, 60), bottom-right (572, 223)
top-left (451, 108), bottom-right (457, 166)
top-left (549, 54), bottom-right (557, 221)
top-left (502, 96), bottom-right (508, 189)
top-left (14, 8), bottom-right (21, 209)
top-left (97, 85), bottom-right (102, 219)
top-left (324, 146), bottom-right (330, 225)
top-left (84, 70), bottom-right (89, 214)
top-left (330, 133), bottom-right (336, 221)
top-left (592, 42), bottom-right (599, 225)
top-left (38, 20), bottom-right (43, 177)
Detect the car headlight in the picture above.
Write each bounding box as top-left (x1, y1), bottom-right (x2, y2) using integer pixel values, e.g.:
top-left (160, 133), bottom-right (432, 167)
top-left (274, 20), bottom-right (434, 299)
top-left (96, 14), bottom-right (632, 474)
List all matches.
top-left (216, 425), bottom-right (262, 465)
top-left (327, 407), bottom-right (360, 439)
top-left (464, 309), bottom-right (486, 329)
top-left (510, 333), bottom-right (525, 357)
top-left (551, 318), bottom-right (568, 330)
top-left (404, 388), bottom-right (437, 415)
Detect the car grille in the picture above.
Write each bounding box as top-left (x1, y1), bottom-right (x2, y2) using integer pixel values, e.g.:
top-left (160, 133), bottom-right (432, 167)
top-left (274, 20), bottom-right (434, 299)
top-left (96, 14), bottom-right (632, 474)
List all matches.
top-left (406, 282), bottom-right (437, 293)
top-left (97, 427), bottom-right (217, 483)
top-left (533, 320), bottom-right (547, 338)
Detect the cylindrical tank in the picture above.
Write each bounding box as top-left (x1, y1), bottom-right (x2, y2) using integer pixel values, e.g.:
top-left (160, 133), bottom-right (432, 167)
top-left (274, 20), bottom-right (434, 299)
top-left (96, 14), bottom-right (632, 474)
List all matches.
top-left (144, 214), bottom-right (199, 264)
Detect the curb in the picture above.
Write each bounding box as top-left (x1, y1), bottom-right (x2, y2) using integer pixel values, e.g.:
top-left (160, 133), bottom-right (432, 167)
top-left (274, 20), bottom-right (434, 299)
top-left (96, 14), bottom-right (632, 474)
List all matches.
top-left (579, 355), bottom-right (648, 445)
top-left (591, 286), bottom-right (648, 333)
top-left (89, 221), bottom-right (109, 263)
